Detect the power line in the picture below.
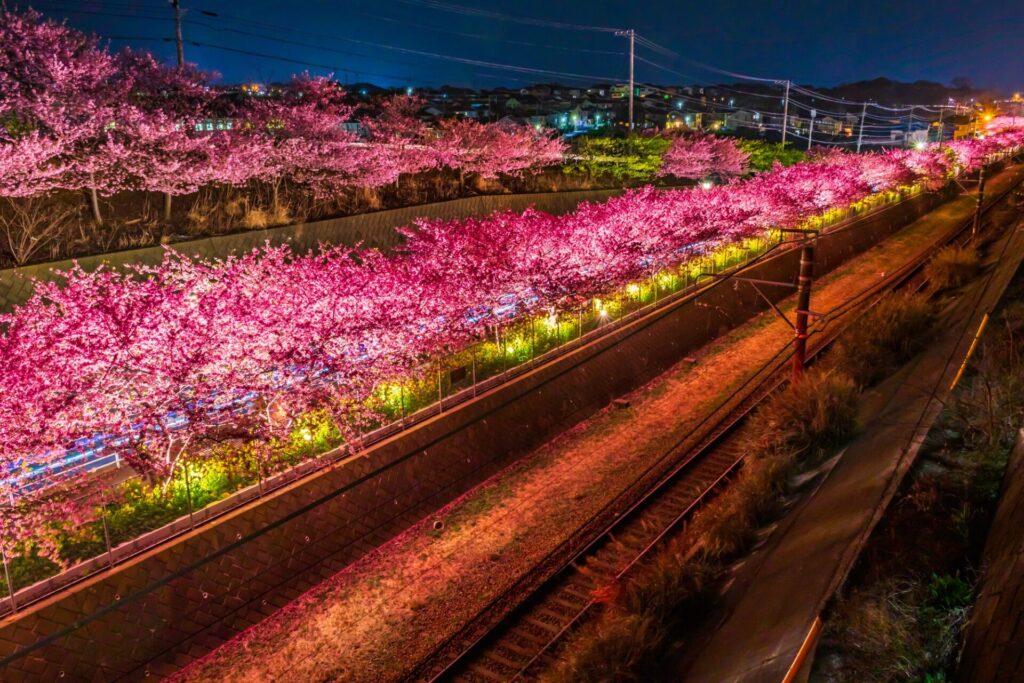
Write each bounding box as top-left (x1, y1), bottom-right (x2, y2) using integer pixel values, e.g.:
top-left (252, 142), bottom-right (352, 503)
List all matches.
top-left (396, 0), bottom-right (622, 32)
top-left (40, 1), bottom-right (968, 117)
top-left (352, 7), bottom-right (627, 56)
top-left (190, 9), bottom-right (622, 84)
top-left (633, 33), bottom-right (677, 59)
top-left (97, 35), bottom-right (437, 85)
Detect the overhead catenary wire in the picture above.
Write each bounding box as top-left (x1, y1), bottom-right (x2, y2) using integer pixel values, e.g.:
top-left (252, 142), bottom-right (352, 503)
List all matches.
top-left (397, 0), bottom-right (623, 33)
top-left (38, 0), bottom-right (967, 118)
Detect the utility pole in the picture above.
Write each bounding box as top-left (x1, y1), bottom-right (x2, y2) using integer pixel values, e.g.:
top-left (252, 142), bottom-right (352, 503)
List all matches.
top-left (781, 79), bottom-right (791, 146)
top-left (614, 29), bottom-right (636, 131)
top-left (165, 0), bottom-right (185, 225)
top-left (171, 0), bottom-right (185, 67)
top-left (856, 101), bottom-right (867, 153)
top-left (972, 164), bottom-right (987, 237)
top-left (936, 105), bottom-right (945, 146)
top-left (807, 108), bottom-right (816, 150)
top-left (905, 104), bottom-right (914, 147)
top-left (792, 237), bottom-right (816, 380)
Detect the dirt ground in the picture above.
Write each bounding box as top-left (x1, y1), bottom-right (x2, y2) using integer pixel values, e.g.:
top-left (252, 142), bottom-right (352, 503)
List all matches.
top-left (175, 194), bottom-right (983, 683)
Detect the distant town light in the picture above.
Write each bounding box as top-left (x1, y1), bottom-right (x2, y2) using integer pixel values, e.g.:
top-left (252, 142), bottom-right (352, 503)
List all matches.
top-left (914, 140), bottom-right (928, 150)
top-left (406, 87), bottom-right (414, 96)
top-left (700, 180), bottom-right (713, 190)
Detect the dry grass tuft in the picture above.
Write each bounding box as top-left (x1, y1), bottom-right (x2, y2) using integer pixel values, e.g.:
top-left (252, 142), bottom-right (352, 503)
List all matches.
top-left (750, 370), bottom-right (859, 460)
top-left (224, 196), bottom-right (245, 220)
top-left (831, 293), bottom-right (935, 387)
top-left (925, 245), bottom-right (981, 291)
top-left (242, 207), bottom-right (271, 230)
top-left (270, 203), bottom-right (292, 227)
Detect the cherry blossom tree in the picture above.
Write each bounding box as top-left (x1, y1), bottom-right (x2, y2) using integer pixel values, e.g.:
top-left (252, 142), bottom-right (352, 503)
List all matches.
top-left (2, 92), bottom-right (1022, 549)
top-left (0, 9), bottom-right (123, 221)
top-left (435, 118), bottom-right (566, 187)
top-left (658, 134), bottom-right (750, 182)
top-left (360, 95), bottom-right (437, 186)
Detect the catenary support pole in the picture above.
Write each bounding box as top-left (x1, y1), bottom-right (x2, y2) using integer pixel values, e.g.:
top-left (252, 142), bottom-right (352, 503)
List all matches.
top-left (781, 80), bottom-right (791, 146)
top-left (973, 164), bottom-right (987, 237)
top-left (856, 101), bottom-right (867, 153)
top-left (792, 239), bottom-right (816, 379)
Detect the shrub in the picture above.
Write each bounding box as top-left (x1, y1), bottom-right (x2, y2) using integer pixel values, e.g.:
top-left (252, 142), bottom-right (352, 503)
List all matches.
top-left (620, 552), bottom-right (716, 625)
top-left (694, 453), bottom-right (793, 560)
top-left (0, 195), bottom-right (80, 266)
top-left (925, 246), bottom-right (981, 291)
top-left (825, 579), bottom-right (927, 681)
top-left (565, 135), bottom-right (672, 183)
top-left (543, 612), bottom-right (665, 683)
top-left (735, 139), bottom-right (806, 172)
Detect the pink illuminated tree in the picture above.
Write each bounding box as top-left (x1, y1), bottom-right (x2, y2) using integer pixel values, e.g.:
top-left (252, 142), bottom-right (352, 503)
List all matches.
top-left (0, 9), bottom-right (124, 220)
top-left (659, 134), bottom-right (750, 182)
top-left (3, 113), bottom-right (1023, 546)
top-left (360, 95), bottom-right (437, 185)
top-left (435, 118), bottom-right (566, 186)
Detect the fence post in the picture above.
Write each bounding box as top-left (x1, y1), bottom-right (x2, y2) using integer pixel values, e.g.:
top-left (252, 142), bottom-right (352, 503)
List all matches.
top-left (256, 456), bottom-right (264, 496)
top-left (100, 493), bottom-right (114, 567)
top-left (0, 525), bottom-right (17, 612)
top-left (471, 345), bottom-right (478, 397)
top-left (437, 361), bottom-right (444, 413)
top-left (183, 463), bottom-right (196, 529)
top-left (500, 326), bottom-right (507, 373)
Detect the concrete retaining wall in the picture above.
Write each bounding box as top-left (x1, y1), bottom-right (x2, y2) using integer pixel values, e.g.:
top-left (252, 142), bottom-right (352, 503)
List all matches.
top-left (0, 189), bottom-right (950, 680)
top-left (0, 188), bottom-right (622, 313)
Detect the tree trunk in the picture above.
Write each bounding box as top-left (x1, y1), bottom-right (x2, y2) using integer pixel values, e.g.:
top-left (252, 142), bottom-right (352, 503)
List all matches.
top-left (87, 175), bottom-right (103, 227)
top-left (163, 191), bottom-right (172, 222)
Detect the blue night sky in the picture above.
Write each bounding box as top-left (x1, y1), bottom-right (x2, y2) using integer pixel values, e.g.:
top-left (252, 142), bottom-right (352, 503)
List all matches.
top-left (29, 0), bottom-right (1024, 93)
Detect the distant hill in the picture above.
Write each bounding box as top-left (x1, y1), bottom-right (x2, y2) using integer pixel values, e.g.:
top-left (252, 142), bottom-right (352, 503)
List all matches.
top-left (804, 77), bottom-right (1000, 106)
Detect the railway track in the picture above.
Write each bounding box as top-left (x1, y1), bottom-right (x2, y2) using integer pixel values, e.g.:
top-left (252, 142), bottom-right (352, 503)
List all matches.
top-left (406, 165), bottom-right (1024, 683)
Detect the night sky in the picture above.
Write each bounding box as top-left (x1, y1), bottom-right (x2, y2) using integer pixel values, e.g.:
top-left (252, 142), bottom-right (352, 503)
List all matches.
top-left (28, 0), bottom-right (1024, 93)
